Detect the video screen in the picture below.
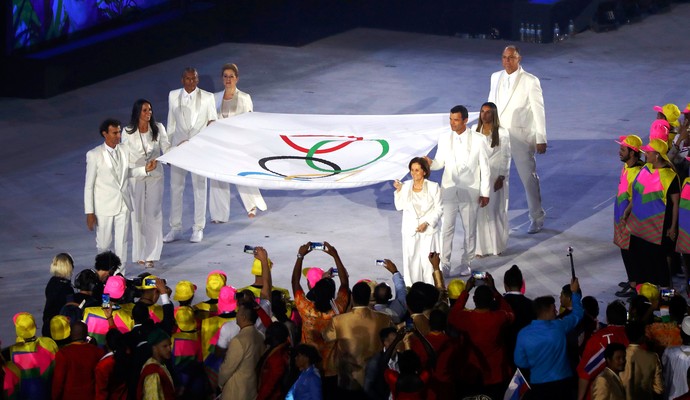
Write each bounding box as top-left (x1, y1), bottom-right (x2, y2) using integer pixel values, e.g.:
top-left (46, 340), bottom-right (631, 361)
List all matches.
top-left (12, 0), bottom-right (170, 52)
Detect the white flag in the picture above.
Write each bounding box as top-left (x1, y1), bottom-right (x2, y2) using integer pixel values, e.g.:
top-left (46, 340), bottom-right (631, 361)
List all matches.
top-left (157, 112), bottom-right (478, 190)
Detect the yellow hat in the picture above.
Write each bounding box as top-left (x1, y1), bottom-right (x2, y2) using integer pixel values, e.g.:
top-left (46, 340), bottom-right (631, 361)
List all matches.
top-left (174, 306), bottom-right (197, 332)
top-left (641, 139), bottom-right (671, 164)
top-left (13, 312), bottom-right (36, 340)
top-left (616, 135), bottom-right (642, 152)
top-left (447, 279), bottom-right (466, 300)
top-left (654, 104), bottom-right (681, 127)
top-left (637, 282), bottom-right (660, 303)
top-left (251, 257), bottom-right (273, 276)
top-left (206, 270), bottom-right (227, 299)
top-left (662, 104), bottom-right (681, 127)
top-left (174, 280), bottom-right (197, 302)
top-left (50, 315), bottom-right (71, 341)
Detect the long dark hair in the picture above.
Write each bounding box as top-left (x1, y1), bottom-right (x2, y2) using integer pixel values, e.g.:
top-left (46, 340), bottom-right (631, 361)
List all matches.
top-left (125, 98), bottom-right (159, 141)
top-left (476, 102), bottom-right (500, 148)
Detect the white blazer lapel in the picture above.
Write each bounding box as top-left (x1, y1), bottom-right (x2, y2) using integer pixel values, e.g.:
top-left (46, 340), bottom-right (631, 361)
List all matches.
top-left (177, 89), bottom-right (192, 132)
top-left (102, 145), bottom-right (121, 184)
top-left (116, 146), bottom-right (134, 211)
top-left (115, 146), bottom-right (128, 188)
top-left (503, 68), bottom-right (523, 109)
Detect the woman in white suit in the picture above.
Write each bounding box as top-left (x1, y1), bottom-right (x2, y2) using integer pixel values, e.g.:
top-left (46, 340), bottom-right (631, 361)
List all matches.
top-left (209, 63), bottom-right (267, 222)
top-left (122, 99), bottom-right (170, 268)
top-left (394, 157), bottom-right (443, 286)
top-left (472, 102), bottom-right (511, 256)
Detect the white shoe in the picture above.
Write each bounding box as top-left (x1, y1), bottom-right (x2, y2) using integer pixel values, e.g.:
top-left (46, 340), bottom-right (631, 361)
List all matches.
top-left (163, 229), bottom-right (182, 243)
top-left (441, 263), bottom-right (451, 277)
top-left (458, 264), bottom-right (472, 276)
top-left (528, 220), bottom-right (543, 234)
top-left (190, 229), bottom-right (203, 243)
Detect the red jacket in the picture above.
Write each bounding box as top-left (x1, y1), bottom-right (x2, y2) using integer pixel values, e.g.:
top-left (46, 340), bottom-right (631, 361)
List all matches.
top-left (447, 290), bottom-right (515, 386)
top-left (136, 360), bottom-right (175, 400)
top-left (52, 341), bottom-right (106, 400)
top-left (95, 353), bottom-right (128, 400)
top-left (256, 343), bottom-right (291, 400)
top-left (576, 325), bottom-right (628, 399)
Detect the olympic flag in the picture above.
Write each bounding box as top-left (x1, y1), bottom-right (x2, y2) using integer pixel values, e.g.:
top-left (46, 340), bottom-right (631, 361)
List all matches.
top-left (157, 111), bottom-right (478, 190)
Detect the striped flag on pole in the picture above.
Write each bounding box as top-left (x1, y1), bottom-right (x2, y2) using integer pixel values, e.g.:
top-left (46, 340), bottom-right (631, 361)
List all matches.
top-left (504, 368), bottom-right (530, 400)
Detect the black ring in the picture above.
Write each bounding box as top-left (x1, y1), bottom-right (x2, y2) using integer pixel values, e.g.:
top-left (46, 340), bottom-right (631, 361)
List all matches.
top-left (258, 156), bottom-right (342, 179)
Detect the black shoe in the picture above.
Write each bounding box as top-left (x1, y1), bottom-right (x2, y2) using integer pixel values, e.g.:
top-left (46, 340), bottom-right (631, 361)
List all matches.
top-left (618, 281), bottom-right (629, 288)
top-left (615, 286), bottom-right (635, 297)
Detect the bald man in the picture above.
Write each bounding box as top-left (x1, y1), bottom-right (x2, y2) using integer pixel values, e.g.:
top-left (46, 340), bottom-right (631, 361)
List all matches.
top-left (488, 45), bottom-right (547, 234)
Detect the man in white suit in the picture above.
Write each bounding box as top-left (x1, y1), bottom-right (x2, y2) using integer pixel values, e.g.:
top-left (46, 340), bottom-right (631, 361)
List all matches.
top-left (84, 118), bottom-right (157, 273)
top-left (164, 67), bottom-right (218, 243)
top-left (425, 105), bottom-right (490, 276)
top-left (488, 45), bottom-right (547, 234)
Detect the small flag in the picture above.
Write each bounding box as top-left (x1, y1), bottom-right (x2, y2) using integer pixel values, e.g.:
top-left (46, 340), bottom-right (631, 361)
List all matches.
top-left (504, 368), bottom-right (530, 400)
top-left (583, 345), bottom-right (606, 376)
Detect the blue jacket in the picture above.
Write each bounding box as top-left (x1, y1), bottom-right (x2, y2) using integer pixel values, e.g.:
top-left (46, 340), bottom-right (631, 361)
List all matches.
top-left (514, 292), bottom-right (583, 384)
top-left (286, 365), bottom-right (322, 400)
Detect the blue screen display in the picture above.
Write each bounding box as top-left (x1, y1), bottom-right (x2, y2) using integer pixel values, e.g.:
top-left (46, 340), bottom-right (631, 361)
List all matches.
top-left (12, 0), bottom-right (169, 51)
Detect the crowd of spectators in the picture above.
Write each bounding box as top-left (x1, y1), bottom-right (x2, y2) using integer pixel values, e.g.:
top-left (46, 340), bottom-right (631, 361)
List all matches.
top-left (3, 242), bottom-right (690, 400)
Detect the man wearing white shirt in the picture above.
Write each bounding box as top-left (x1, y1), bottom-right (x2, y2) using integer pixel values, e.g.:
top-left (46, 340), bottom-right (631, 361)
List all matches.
top-left (84, 119), bottom-right (156, 273)
top-left (425, 105), bottom-right (490, 276)
top-left (662, 316), bottom-right (690, 399)
top-left (164, 67), bottom-right (218, 243)
top-left (488, 45), bottom-right (547, 234)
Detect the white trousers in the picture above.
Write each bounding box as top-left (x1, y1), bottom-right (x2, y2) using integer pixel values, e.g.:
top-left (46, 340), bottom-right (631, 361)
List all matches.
top-left (95, 210), bottom-right (130, 269)
top-left (440, 186), bottom-right (480, 272)
top-left (170, 165), bottom-right (207, 231)
top-left (510, 136), bottom-right (545, 223)
top-left (130, 175), bottom-right (163, 262)
top-left (208, 180), bottom-right (268, 222)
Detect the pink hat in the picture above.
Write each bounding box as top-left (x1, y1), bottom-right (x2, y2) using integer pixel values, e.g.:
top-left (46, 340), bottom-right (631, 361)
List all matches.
top-left (683, 103), bottom-right (690, 114)
top-left (653, 105), bottom-right (664, 113)
top-left (615, 135), bottom-right (643, 152)
top-left (303, 267), bottom-right (324, 288)
top-left (217, 286), bottom-right (237, 313)
top-left (649, 119), bottom-right (670, 142)
top-left (104, 276), bottom-right (126, 299)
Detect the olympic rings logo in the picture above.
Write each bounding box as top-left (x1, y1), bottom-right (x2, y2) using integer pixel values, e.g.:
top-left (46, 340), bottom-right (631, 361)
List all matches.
top-left (238, 134), bottom-right (390, 180)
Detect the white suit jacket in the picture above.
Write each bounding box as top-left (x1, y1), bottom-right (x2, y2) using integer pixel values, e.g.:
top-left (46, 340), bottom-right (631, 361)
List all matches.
top-left (430, 129), bottom-right (491, 197)
top-left (84, 143), bottom-right (147, 216)
top-left (121, 122), bottom-right (170, 178)
top-left (394, 179), bottom-right (443, 236)
top-left (470, 125), bottom-right (512, 178)
top-left (214, 88), bottom-right (253, 118)
top-left (488, 66), bottom-right (547, 145)
top-left (167, 87), bottom-right (217, 146)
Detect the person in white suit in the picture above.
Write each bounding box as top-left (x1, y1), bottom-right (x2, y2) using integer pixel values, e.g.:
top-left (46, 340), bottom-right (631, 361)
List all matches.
top-left (488, 45), bottom-right (547, 234)
top-left (122, 99), bottom-right (170, 268)
top-left (164, 67), bottom-right (218, 243)
top-left (471, 102), bottom-right (511, 256)
top-left (209, 63), bottom-right (267, 222)
top-left (393, 157), bottom-right (443, 286)
top-left (425, 105), bottom-right (490, 276)
top-left (84, 118), bottom-right (157, 274)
